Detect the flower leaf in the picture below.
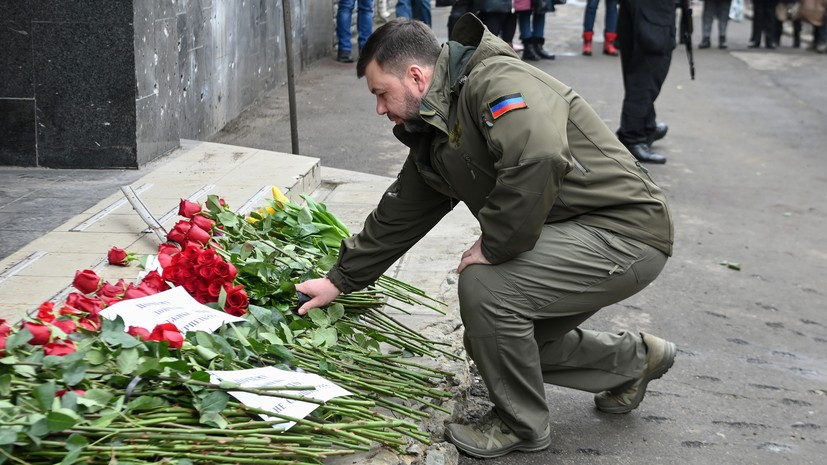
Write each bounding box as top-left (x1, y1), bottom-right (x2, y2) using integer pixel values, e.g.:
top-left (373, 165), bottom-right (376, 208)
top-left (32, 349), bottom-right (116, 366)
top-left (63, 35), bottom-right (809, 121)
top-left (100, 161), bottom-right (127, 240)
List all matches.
top-left (312, 327), bottom-right (338, 347)
top-left (5, 328), bottom-right (33, 352)
top-left (307, 308), bottom-right (330, 328)
top-left (0, 428), bottom-right (18, 445)
top-left (116, 348), bottom-right (140, 375)
top-left (127, 395), bottom-right (168, 412)
top-left (46, 408), bottom-right (79, 432)
top-left (0, 374), bottom-right (10, 397)
top-left (199, 412), bottom-right (229, 429)
top-left (328, 303), bottom-right (345, 323)
top-left (198, 390), bottom-right (229, 416)
top-left (76, 389), bottom-right (114, 413)
top-left (60, 433), bottom-right (89, 465)
top-left (32, 381), bottom-right (57, 412)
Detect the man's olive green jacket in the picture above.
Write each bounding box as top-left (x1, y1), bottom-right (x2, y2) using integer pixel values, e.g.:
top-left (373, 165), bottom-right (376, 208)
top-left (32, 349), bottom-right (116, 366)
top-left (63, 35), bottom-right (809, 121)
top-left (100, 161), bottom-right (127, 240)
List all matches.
top-left (327, 14), bottom-right (673, 294)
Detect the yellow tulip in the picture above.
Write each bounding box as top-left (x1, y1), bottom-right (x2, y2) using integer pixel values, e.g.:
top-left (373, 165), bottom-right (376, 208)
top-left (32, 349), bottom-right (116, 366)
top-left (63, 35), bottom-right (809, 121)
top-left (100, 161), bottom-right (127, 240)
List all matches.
top-left (271, 186), bottom-right (290, 209)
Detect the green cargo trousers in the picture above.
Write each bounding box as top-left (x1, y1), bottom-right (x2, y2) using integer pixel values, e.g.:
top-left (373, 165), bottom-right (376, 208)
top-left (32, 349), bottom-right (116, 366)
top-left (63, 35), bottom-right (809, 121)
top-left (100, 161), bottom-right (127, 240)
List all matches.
top-left (457, 221), bottom-right (669, 440)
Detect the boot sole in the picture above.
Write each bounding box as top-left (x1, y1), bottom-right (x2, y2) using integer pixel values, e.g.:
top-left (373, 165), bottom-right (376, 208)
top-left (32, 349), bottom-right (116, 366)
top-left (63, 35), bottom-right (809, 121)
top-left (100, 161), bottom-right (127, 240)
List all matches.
top-left (596, 341), bottom-right (677, 414)
top-left (446, 429), bottom-right (551, 459)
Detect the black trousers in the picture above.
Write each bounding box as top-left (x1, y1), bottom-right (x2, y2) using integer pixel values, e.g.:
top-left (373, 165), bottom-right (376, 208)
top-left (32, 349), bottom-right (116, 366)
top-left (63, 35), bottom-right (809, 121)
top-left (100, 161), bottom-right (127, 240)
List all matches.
top-left (616, 0), bottom-right (676, 146)
top-left (750, 0), bottom-right (778, 46)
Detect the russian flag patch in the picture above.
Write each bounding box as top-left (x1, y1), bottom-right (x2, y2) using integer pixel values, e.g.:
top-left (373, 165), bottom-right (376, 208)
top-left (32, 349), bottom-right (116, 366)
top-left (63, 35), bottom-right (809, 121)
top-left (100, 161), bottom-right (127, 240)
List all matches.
top-left (488, 93), bottom-right (528, 119)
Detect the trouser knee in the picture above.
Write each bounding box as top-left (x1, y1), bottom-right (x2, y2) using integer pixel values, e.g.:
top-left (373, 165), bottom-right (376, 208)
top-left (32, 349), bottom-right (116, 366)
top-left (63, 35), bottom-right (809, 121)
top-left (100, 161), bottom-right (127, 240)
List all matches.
top-left (457, 266), bottom-right (499, 336)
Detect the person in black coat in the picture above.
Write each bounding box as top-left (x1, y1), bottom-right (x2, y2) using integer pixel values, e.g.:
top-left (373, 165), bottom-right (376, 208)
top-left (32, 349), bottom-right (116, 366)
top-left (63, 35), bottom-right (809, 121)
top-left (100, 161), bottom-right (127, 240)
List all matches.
top-left (615, 0), bottom-right (676, 164)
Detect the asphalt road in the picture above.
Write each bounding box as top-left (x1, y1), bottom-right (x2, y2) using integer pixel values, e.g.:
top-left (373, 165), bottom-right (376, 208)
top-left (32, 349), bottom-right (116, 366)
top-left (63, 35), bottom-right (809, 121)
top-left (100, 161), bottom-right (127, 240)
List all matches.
top-left (211, 6), bottom-right (827, 464)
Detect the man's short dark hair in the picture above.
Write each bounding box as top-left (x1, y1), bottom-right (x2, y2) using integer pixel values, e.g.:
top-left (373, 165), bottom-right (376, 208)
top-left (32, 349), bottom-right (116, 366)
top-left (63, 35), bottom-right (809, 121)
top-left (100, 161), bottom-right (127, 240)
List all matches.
top-left (356, 19), bottom-right (441, 78)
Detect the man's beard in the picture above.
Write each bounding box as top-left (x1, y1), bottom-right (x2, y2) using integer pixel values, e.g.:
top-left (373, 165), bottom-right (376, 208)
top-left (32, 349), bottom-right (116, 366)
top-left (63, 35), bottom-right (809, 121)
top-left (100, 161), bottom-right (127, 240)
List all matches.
top-left (401, 87), bottom-right (430, 133)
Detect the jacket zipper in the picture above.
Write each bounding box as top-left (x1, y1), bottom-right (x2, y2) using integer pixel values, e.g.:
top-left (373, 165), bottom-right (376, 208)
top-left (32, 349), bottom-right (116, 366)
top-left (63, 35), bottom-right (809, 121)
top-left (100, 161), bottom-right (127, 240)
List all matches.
top-left (463, 154), bottom-right (476, 180)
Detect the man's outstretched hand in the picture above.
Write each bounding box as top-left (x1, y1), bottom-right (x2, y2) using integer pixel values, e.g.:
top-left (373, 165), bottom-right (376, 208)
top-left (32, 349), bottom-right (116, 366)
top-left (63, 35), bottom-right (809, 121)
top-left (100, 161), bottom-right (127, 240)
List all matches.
top-left (294, 277), bottom-right (341, 315)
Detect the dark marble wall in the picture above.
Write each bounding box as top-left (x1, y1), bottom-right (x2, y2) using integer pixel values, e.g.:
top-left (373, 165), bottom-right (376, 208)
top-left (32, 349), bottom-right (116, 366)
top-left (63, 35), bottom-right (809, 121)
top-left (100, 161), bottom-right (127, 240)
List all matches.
top-left (1, 0), bottom-right (138, 168)
top-left (1, 0), bottom-right (334, 168)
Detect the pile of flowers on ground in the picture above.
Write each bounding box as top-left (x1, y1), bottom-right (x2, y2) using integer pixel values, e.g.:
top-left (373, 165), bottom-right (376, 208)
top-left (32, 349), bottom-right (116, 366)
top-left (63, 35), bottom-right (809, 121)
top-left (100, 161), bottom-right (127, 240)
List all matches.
top-left (0, 188), bottom-right (453, 465)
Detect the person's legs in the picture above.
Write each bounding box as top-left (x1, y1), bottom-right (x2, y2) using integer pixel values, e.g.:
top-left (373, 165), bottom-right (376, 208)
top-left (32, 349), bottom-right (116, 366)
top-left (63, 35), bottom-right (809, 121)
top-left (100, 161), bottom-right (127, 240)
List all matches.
top-left (584, 0), bottom-right (600, 33)
top-left (456, 223), bottom-right (668, 439)
top-left (617, 0), bottom-right (673, 149)
top-left (532, 11), bottom-right (546, 38)
top-left (531, 13), bottom-right (554, 59)
top-left (395, 0), bottom-right (412, 19)
top-left (412, 0), bottom-right (432, 26)
top-left (716, 0), bottom-right (731, 47)
top-left (336, 0), bottom-right (356, 61)
top-left (518, 11), bottom-right (533, 41)
top-left (478, 12), bottom-right (505, 36)
top-left (355, 0), bottom-right (374, 50)
top-left (700, 0), bottom-right (714, 46)
top-left (604, 0), bottom-right (619, 33)
top-left (502, 12), bottom-right (518, 43)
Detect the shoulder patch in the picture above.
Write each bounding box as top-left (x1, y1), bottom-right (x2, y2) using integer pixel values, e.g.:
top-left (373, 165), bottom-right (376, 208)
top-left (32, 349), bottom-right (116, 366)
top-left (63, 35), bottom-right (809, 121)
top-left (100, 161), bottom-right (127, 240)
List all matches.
top-left (488, 93), bottom-right (528, 120)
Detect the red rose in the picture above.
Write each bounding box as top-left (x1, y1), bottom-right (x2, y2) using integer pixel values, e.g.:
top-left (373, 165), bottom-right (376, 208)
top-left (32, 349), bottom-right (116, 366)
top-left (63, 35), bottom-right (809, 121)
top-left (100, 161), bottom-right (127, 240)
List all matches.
top-left (65, 293), bottom-right (104, 315)
top-left (181, 244), bottom-right (201, 261)
top-left (107, 247), bottom-right (135, 266)
top-left (53, 319), bottom-right (77, 335)
top-left (182, 280), bottom-right (197, 294)
top-left (183, 240), bottom-right (204, 250)
top-left (196, 248), bottom-right (217, 265)
top-left (157, 252), bottom-right (173, 268)
top-left (191, 214), bottom-right (215, 232)
top-left (195, 290), bottom-right (211, 304)
top-left (97, 279), bottom-right (127, 298)
top-left (98, 294), bottom-right (122, 307)
top-left (123, 284), bottom-right (152, 300)
top-left (127, 325), bottom-right (151, 339)
top-left (186, 223), bottom-right (212, 244)
top-left (158, 243), bottom-right (180, 256)
top-left (141, 270), bottom-right (170, 292)
top-left (59, 305), bottom-right (83, 316)
top-left (0, 336), bottom-right (6, 353)
top-left (78, 315), bottom-right (101, 332)
top-left (44, 339), bottom-right (76, 356)
top-left (72, 269), bottom-right (101, 294)
top-left (214, 261), bottom-right (237, 281)
top-left (22, 322), bottom-right (51, 345)
top-left (178, 199), bottom-right (202, 219)
top-left (207, 281), bottom-right (223, 298)
top-left (148, 323), bottom-right (184, 349)
top-left (56, 389), bottom-right (86, 397)
top-left (223, 284), bottom-right (249, 313)
top-left (37, 302), bottom-right (56, 322)
top-left (197, 264), bottom-right (216, 281)
top-left (0, 319), bottom-right (10, 337)
top-left (167, 220), bottom-right (192, 244)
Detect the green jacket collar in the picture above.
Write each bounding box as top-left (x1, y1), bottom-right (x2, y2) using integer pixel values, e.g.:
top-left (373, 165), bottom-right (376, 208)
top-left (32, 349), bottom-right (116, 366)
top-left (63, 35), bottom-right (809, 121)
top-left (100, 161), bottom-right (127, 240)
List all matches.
top-left (418, 13), bottom-right (519, 135)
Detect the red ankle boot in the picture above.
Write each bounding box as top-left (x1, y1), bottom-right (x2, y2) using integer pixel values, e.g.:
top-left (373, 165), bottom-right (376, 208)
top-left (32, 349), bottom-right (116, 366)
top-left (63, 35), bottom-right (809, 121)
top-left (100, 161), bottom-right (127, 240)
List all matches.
top-left (582, 32), bottom-right (593, 56)
top-left (604, 32), bottom-right (619, 56)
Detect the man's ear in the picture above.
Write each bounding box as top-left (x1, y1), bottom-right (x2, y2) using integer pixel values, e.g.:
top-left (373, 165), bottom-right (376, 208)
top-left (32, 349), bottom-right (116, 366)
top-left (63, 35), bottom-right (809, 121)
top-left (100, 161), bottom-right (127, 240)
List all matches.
top-left (408, 65), bottom-right (431, 93)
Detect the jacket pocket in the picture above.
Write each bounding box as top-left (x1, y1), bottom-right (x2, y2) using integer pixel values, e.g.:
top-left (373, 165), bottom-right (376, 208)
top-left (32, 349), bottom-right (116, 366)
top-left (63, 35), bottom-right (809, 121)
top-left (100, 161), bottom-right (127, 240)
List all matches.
top-left (637, 10), bottom-right (676, 55)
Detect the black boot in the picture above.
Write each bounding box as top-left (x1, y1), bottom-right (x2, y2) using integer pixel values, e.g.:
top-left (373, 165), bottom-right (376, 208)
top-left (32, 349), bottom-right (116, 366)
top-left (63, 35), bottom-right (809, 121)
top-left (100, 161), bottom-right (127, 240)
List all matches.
top-left (522, 38), bottom-right (540, 61)
top-left (534, 38), bottom-right (555, 60)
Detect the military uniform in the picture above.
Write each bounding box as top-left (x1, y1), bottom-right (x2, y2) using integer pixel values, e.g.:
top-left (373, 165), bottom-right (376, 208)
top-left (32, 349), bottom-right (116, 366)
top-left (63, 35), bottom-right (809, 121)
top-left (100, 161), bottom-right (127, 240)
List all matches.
top-left (327, 14), bottom-right (674, 440)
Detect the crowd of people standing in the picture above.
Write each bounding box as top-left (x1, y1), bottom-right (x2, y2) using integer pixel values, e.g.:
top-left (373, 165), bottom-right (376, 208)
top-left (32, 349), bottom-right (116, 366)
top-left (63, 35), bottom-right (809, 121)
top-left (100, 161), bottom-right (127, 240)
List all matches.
top-left (336, 0), bottom-right (827, 64)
